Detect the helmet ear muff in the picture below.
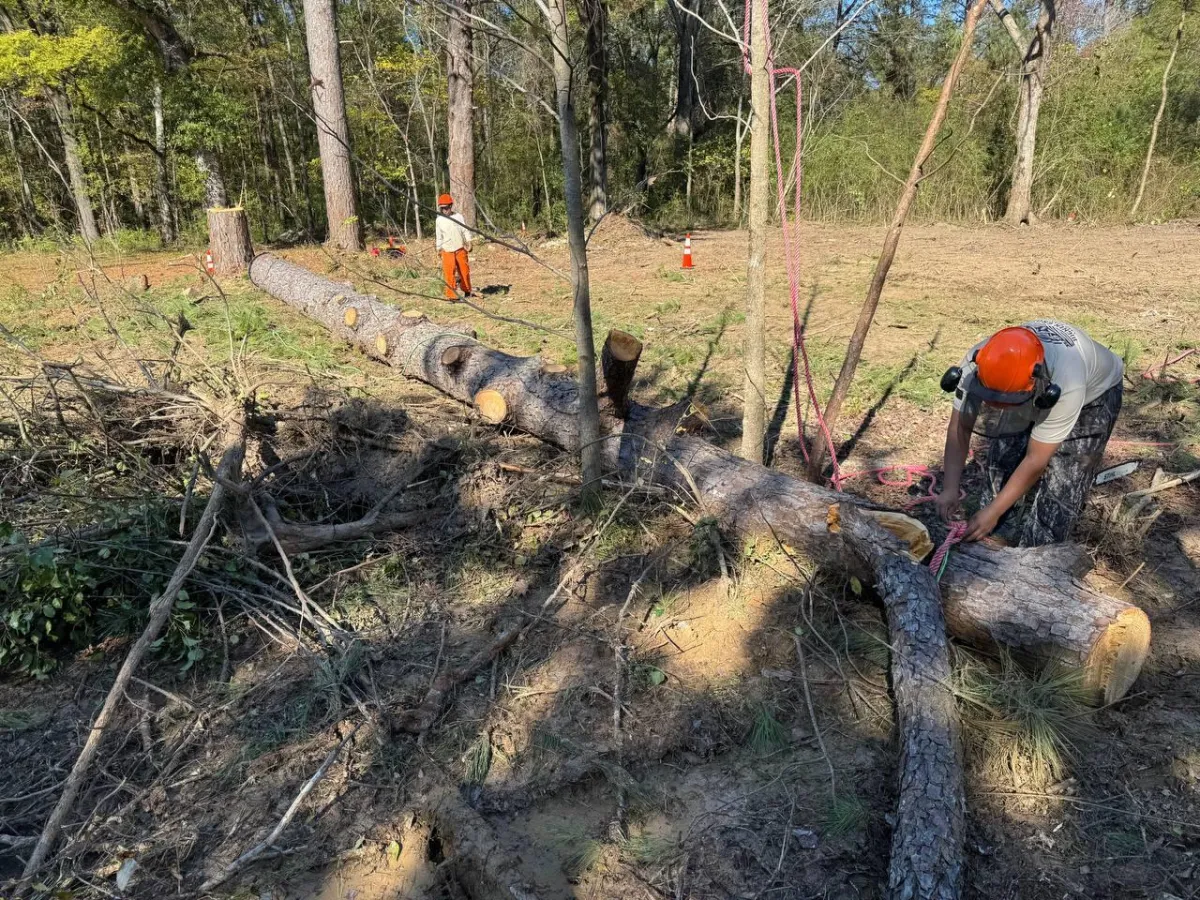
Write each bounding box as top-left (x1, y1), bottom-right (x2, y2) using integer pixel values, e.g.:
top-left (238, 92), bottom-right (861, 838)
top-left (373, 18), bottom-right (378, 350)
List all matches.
top-left (1031, 364), bottom-right (1061, 409)
top-left (940, 366), bottom-right (963, 393)
top-left (1035, 383), bottom-right (1061, 410)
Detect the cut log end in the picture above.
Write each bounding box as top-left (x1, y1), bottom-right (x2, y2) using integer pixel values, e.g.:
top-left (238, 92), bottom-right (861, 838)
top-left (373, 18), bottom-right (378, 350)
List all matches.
top-left (343, 307), bottom-right (359, 329)
top-left (1086, 606), bottom-right (1152, 703)
top-left (605, 329), bottom-right (643, 362)
top-left (867, 511), bottom-right (934, 562)
top-left (541, 363), bottom-right (567, 375)
top-left (375, 334), bottom-right (389, 356)
top-left (827, 504), bottom-right (932, 563)
top-left (474, 389), bottom-right (508, 424)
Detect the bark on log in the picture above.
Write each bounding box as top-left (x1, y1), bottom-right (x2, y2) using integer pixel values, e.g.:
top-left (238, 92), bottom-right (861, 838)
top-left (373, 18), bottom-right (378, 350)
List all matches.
top-left (248, 253), bottom-right (1151, 703)
top-left (207, 207), bottom-right (254, 276)
top-left (835, 505), bottom-right (964, 900)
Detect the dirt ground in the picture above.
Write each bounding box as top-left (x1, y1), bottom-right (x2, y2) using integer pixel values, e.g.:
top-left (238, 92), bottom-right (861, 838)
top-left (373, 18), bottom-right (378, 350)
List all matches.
top-left (1, 220), bottom-right (1198, 900)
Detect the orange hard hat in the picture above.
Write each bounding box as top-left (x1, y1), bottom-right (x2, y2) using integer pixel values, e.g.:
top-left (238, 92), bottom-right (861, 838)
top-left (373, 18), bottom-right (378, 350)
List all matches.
top-left (438, 193), bottom-right (453, 207)
top-left (974, 327), bottom-right (1044, 397)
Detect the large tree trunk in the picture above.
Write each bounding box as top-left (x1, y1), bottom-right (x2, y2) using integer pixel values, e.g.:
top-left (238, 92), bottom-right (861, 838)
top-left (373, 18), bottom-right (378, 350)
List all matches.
top-left (302, 0), bottom-right (362, 250)
top-left (667, 0), bottom-right (703, 138)
top-left (3, 103), bottom-right (38, 235)
top-left (546, 0), bottom-right (604, 495)
top-left (446, 0), bottom-right (476, 227)
top-left (997, 0), bottom-right (1055, 226)
top-left (248, 252), bottom-right (1152, 705)
top-left (152, 81), bottom-right (176, 245)
top-left (836, 504), bottom-right (964, 900)
top-left (807, 0), bottom-right (987, 481)
top-left (48, 88), bottom-right (100, 244)
top-left (582, 0), bottom-right (608, 222)
top-left (195, 148), bottom-right (229, 210)
top-left (741, 0), bottom-right (769, 464)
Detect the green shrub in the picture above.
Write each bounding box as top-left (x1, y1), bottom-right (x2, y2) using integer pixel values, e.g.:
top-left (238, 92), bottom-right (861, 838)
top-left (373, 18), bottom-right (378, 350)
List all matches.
top-left (0, 532), bottom-right (95, 677)
top-left (0, 504), bottom-right (211, 678)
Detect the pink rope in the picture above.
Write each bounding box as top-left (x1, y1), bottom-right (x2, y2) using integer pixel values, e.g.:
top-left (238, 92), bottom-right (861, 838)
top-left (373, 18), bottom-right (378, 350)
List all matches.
top-left (743, 0), bottom-right (842, 487)
top-left (928, 522), bottom-right (968, 577)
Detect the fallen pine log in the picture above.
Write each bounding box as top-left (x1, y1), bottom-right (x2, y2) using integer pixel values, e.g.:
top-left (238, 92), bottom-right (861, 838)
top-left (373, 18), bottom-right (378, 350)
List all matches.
top-left (836, 504), bottom-right (964, 898)
top-left (248, 253), bottom-right (1150, 705)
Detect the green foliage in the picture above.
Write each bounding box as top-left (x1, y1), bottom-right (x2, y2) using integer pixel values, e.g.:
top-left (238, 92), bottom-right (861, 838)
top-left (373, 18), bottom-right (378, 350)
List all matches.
top-left (0, 528), bottom-right (94, 677)
top-left (822, 792), bottom-right (869, 836)
top-left (0, 26), bottom-right (124, 92)
top-left (0, 501), bottom-right (215, 678)
top-left (955, 650), bottom-right (1093, 787)
top-left (0, 0), bottom-right (1197, 247)
top-left (463, 731), bottom-right (493, 784)
top-left (746, 703), bottom-right (788, 755)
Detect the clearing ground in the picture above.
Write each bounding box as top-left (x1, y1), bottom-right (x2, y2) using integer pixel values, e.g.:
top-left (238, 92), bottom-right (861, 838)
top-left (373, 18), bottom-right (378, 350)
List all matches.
top-left (0, 220), bottom-right (1198, 900)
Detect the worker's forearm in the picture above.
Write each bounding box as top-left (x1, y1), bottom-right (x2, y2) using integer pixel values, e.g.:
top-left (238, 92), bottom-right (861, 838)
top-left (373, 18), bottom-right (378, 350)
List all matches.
top-left (941, 419), bottom-right (971, 491)
top-left (986, 456), bottom-right (1048, 518)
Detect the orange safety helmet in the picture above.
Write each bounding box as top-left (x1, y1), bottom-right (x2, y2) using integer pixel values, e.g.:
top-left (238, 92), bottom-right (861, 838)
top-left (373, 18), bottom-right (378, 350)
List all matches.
top-left (940, 326), bottom-right (1061, 409)
top-left (438, 193), bottom-right (453, 207)
top-left (975, 327), bottom-right (1044, 397)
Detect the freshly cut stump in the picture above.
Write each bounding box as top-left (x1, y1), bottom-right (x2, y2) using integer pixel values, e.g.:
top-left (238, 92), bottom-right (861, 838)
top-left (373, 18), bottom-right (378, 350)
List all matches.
top-left (248, 252), bottom-right (1152, 703)
top-left (206, 207), bottom-right (253, 275)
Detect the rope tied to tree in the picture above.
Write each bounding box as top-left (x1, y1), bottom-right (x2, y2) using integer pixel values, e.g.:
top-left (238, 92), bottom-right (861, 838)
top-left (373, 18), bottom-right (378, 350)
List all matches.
top-left (742, 0), bottom-right (843, 488)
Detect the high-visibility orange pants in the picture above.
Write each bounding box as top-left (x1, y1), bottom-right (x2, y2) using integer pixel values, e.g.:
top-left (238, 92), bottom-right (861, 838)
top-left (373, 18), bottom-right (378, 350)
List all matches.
top-left (440, 249), bottom-right (471, 299)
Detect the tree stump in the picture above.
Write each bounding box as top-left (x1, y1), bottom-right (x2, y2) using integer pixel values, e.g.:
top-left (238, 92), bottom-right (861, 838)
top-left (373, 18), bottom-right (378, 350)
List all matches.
top-left (206, 206), bottom-right (254, 276)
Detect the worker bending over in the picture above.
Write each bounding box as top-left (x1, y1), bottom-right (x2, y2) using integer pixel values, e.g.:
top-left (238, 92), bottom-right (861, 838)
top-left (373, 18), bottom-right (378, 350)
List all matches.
top-left (435, 193), bottom-right (473, 300)
top-left (937, 320), bottom-right (1124, 546)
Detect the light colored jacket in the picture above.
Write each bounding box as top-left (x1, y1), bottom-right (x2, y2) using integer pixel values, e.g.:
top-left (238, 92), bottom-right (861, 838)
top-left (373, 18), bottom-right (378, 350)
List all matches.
top-left (436, 212), bottom-right (472, 253)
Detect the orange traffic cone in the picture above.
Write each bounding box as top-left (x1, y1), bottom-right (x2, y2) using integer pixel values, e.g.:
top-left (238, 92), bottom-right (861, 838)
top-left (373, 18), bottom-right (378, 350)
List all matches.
top-left (204, 249), bottom-right (215, 276)
top-left (681, 233), bottom-right (694, 269)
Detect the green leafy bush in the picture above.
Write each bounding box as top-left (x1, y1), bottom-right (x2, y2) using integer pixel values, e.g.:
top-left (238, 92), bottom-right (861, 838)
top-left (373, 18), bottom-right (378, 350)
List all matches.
top-left (0, 529), bottom-right (95, 676)
top-left (0, 505), bottom-right (213, 678)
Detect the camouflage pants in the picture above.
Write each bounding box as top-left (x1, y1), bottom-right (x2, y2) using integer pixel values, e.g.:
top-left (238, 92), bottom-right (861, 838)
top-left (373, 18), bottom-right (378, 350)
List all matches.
top-left (982, 384), bottom-right (1123, 547)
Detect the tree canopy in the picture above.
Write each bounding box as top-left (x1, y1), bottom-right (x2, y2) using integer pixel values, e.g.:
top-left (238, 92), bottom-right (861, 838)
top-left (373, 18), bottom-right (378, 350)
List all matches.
top-left (0, 0), bottom-right (1195, 247)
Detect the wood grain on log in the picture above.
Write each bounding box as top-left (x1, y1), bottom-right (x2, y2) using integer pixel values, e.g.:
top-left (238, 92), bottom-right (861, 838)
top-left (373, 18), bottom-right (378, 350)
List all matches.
top-left (206, 207), bottom-right (253, 276)
top-left (474, 389), bottom-right (508, 424)
top-left (248, 253), bottom-right (1151, 702)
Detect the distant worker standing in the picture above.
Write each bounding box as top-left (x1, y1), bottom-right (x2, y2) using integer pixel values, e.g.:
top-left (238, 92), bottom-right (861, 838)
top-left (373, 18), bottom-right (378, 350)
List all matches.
top-left (937, 320), bottom-right (1124, 547)
top-left (435, 193), bottom-right (473, 300)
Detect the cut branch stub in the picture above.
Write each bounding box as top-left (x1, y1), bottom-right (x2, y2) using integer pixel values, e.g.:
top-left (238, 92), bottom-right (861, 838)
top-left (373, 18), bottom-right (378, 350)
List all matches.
top-left (375, 334), bottom-right (389, 356)
top-left (402, 309), bottom-right (427, 325)
top-left (541, 362), bottom-right (568, 375)
top-left (602, 329), bottom-right (643, 416)
top-left (441, 345), bottom-right (470, 368)
top-left (474, 389), bottom-right (508, 424)
top-left (343, 307), bottom-right (359, 329)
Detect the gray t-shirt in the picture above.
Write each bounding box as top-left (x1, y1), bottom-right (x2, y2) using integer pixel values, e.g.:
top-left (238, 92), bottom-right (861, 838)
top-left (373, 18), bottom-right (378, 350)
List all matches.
top-left (952, 320), bottom-right (1124, 443)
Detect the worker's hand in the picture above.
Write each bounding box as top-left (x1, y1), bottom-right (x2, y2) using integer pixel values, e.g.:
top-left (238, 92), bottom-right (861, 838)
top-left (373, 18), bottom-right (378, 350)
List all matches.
top-left (964, 506), bottom-right (1001, 542)
top-left (934, 490), bottom-right (961, 522)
